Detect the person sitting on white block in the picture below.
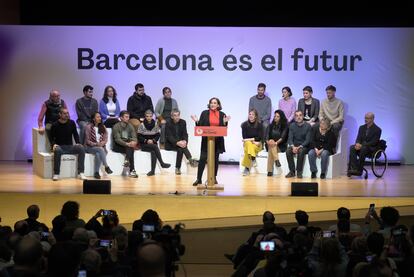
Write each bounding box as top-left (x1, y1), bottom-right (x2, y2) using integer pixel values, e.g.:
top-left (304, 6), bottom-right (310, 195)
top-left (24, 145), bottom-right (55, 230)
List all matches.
top-left (50, 108), bottom-right (86, 181)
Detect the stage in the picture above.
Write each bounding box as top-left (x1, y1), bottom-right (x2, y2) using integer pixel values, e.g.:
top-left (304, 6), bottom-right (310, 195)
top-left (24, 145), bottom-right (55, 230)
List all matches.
top-left (1, 161), bottom-right (414, 229)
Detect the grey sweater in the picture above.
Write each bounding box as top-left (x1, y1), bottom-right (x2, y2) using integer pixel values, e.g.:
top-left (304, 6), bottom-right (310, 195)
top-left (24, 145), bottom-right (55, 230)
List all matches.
top-left (287, 122), bottom-right (311, 147)
top-left (248, 95), bottom-right (272, 124)
top-left (319, 97), bottom-right (344, 124)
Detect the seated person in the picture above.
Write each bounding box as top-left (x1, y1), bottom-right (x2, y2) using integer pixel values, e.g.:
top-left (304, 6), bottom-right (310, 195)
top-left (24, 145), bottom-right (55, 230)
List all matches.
top-left (288, 210), bottom-right (321, 242)
top-left (298, 85), bottom-right (320, 126)
top-left (155, 87), bottom-right (179, 147)
top-left (37, 89), bottom-right (67, 145)
top-left (265, 109), bottom-right (288, 176)
top-left (348, 112), bottom-right (382, 176)
top-left (285, 110), bottom-right (311, 178)
top-left (241, 109), bottom-right (263, 176)
top-left (50, 108), bottom-right (86, 181)
top-left (112, 110), bottom-right (138, 178)
top-left (84, 112), bottom-right (113, 179)
top-left (99, 85), bottom-right (121, 128)
top-left (138, 110), bottom-right (171, 176)
top-left (164, 109), bottom-right (197, 175)
top-left (307, 119), bottom-right (337, 179)
top-left (278, 86), bottom-right (296, 122)
top-left (328, 207), bottom-right (361, 233)
top-left (75, 85), bottom-right (98, 144)
top-left (318, 85), bottom-right (344, 137)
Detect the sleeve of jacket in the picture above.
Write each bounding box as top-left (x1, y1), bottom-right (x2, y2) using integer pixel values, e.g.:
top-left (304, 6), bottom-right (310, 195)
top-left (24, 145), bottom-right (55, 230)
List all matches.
top-left (100, 128), bottom-right (108, 146)
top-left (127, 96), bottom-right (139, 119)
top-left (112, 124), bottom-right (127, 147)
top-left (255, 123), bottom-right (263, 141)
top-left (154, 98), bottom-right (163, 118)
top-left (84, 124), bottom-right (96, 146)
top-left (355, 125), bottom-right (364, 144)
top-left (99, 100), bottom-right (108, 121)
top-left (165, 122), bottom-right (178, 146)
top-left (72, 121), bottom-right (80, 144)
top-left (312, 99), bottom-right (320, 122)
top-left (364, 126), bottom-right (382, 147)
top-left (182, 120), bottom-right (189, 141)
top-left (115, 100), bottom-right (121, 117)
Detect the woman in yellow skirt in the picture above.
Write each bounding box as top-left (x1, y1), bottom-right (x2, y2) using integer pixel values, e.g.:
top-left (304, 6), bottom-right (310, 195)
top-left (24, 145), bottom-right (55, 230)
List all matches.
top-left (241, 109), bottom-right (263, 176)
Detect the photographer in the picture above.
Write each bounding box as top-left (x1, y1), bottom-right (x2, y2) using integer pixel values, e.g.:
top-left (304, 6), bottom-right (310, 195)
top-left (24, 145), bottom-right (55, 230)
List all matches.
top-left (365, 206), bottom-right (400, 239)
top-left (85, 209), bottom-right (119, 239)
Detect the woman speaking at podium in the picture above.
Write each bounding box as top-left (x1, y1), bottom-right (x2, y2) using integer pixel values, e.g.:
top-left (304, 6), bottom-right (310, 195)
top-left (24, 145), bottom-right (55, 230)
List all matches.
top-left (191, 97), bottom-right (231, 186)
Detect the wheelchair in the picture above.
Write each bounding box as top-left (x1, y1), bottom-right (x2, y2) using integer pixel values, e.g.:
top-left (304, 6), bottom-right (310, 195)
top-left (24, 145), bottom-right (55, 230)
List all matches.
top-left (348, 140), bottom-right (388, 179)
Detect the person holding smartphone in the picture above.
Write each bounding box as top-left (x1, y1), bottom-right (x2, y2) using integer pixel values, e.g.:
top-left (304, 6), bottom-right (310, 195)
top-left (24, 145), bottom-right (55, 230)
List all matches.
top-left (85, 209), bottom-right (119, 239)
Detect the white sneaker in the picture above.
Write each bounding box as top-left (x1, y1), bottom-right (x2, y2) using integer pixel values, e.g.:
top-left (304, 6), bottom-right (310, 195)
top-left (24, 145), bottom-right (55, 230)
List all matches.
top-left (52, 174), bottom-right (59, 181)
top-left (243, 168), bottom-right (250, 176)
top-left (78, 173), bottom-right (86, 180)
top-left (252, 159), bottom-right (257, 167)
top-left (129, 170), bottom-right (138, 178)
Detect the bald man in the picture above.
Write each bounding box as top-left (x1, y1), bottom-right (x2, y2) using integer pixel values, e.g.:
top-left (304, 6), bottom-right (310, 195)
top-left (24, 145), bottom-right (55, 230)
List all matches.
top-left (137, 241), bottom-right (166, 277)
top-left (348, 112), bottom-right (382, 176)
top-left (37, 90), bottom-right (68, 146)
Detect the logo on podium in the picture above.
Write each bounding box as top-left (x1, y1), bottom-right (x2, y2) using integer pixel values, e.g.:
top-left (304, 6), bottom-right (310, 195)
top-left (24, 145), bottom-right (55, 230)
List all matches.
top-left (194, 126), bottom-right (227, 137)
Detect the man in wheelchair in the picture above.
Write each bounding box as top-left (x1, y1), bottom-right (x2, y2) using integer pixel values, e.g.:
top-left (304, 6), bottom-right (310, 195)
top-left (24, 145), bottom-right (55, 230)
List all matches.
top-left (348, 112), bottom-right (382, 176)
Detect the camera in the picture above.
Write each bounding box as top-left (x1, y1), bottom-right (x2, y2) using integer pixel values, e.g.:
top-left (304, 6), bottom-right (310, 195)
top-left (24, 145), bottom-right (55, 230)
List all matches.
top-left (77, 270), bottom-right (87, 277)
top-left (99, 239), bottom-right (112, 248)
top-left (392, 227), bottom-right (407, 236)
top-left (102, 210), bottom-right (113, 216)
top-left (323, 231), bottom-right (334, 238)
top-left (366, 255), bottom-right (374, 262)
top-left (260, 241), bottom-right (275, 251)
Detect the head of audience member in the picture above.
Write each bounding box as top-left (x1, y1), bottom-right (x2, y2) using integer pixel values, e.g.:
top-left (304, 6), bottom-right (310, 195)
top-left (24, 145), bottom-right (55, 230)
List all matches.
top-left (112, 225), bottom-right (128, 251)
top-left (47, 241), bottom-right (82, 277)
top-left (351, 236), bottom-right (368, 255)
top-left (364, 112), bottom-right (375, 127)
top-left (380, 206), bottom-right (399, 228)
top-left (302, 86), bottom-right (313, 100)
top-left (135, 83), bottom-right (145, 96)
top-left (207, 97), bottom-right (222, 111)
top-left (247, 109), bottom-right (260, 126)
top-left (295, 210), bottom-right (309, 227)
top-left (281, 86), bottom-right (292, 100)
top-left (13, 236), bottom-right (44, 274)
top-left (336, 207), bottom-right (351, 220)
top-left (272, 110), bottom-right (288, 127)
top-left (102, 210), bottom-right (119, 230)
top-left (325, 85), bottom-right (336, 100)
top-left (49, 89), bottom-right (61, 104)
top-left (140, 209), bottom-right (162, 232)
top-left (262, 211), bottom-right (276, 233)
top-left (337, 218), bottom-right (351, 234)
top-left (27, 204), bottom-right (40, 220)
top-left (137, 241), bottom-right (166, 277)
top-left (0, 225), bottom-right (12, 241)
top-left (7, 232), bottom-right (21, 252)
top-left (389, 225), bottom-right (411, 258)
top-left (14, 220), bottom-right (29, 236)
top-left (170, 109), bottom-right (181, 123)
top-left (319, 238), bottom-right (342, 272)
top-left (59, 107), bottom-right (70, 122)
top-left (294, 110), bottom-right (304, 124)
top-left (61, 201), bottom-right (80, 221)
top-left (319, 119), bottom-right (331, 133)
top-left (83, 85), bottom-right (94, 99)
top-left (257, 83), bottom-right (266, 98)
top-left (81, 249), bottom-right (102, 276)
top-left (144, 110), bottom-right (154, 123)
top-left (119, 110), bottom-right (130, 123)
top-left (410, 224), bottom-right (414, 245)
top-left (162, 87), bottom-right (172, 99)
top-left (72, 228), bottom-right (89, 246)
top-left (103, 85), bottom-right (117, 103)
top-left (367, 232), bottom-right (384, 256)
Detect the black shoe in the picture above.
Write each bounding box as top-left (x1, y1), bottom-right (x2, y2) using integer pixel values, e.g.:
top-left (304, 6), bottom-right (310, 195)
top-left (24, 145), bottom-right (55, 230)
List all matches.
top-left (275, 160), bottom-right (281, 167)
top-left (193, 179), bottom-right (202, 186)
top-left (285, 172), bottom-right (295, 178)
top-left (105, 166), bottom-right (113, 174)
top-left (311, 172), bottom-right (317, 179)
top-left (161, 163), bottom-right (171, 168)
top-left (267, 172), bottom-right (273, 177)
top-left (175, 168), bottom-right (181, 175)
top-left (297, 172), bottom-right (303, 178)
top-left (94, 172), bottom-right (101, 179)
top-left (320, 173), bottom-right (326, 179)
top-left (147, 171), bottom-right (155, 176)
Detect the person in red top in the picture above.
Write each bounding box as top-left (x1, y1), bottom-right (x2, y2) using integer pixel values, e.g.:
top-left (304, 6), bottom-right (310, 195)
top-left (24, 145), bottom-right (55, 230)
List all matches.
top-left (191, 97), bottom-right (231, 186)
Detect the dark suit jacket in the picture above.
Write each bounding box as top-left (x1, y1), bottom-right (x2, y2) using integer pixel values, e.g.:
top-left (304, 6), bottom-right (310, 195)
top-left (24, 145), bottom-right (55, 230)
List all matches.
top-left (298, 98), bottom-right (320, 122)
top-left (196, 109), bottom-right (227, 153)
top-left (355, 123), bottom-right (382, 151)
top-left (165, 118), bottom-right (189, 150)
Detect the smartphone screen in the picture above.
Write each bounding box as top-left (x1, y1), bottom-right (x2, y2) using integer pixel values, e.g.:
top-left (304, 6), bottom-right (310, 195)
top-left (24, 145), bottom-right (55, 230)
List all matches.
top-left (99, 240), bottom-right (112, 248)
top-left (78, 270), bottom-right (87, 277)
top-left (142, 224), bottom-right (155, 232)
top-left (260, 241), bottom-right (275, 251)
top-left (323, 231), bottom-right (333, 238)
top-left (102, 210), bottom-right (111, 216)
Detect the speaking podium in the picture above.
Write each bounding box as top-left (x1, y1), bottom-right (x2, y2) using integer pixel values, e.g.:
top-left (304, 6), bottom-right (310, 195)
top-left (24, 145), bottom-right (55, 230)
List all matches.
top-left (194, 126), bottom-right (227, 190)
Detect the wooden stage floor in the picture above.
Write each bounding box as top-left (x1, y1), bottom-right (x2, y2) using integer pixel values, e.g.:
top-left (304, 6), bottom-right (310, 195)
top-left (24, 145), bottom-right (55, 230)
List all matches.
top-left (0, 161), bottom-right (413, 228)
